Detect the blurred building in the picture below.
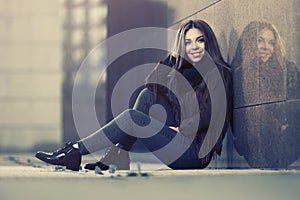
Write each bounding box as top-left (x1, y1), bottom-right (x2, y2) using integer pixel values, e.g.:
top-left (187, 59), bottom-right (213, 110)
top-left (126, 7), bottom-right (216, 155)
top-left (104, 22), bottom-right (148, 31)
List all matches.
top-left (0, 0), bottom-right (63, 152)
top-left (0, 0), bottom-right (107, 152)
top-left (61, 0), bottom-right (107, 143)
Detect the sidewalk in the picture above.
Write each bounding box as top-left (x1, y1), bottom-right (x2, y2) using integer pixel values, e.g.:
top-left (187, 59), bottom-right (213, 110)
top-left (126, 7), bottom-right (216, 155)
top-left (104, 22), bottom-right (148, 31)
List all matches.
top-left (1, 153), bottom-right (300, 200)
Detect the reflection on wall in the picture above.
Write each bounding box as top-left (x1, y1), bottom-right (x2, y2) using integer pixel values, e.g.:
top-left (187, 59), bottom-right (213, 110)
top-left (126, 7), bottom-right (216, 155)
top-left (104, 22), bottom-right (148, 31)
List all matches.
top-left (232, 21), bottom-right (300, 168)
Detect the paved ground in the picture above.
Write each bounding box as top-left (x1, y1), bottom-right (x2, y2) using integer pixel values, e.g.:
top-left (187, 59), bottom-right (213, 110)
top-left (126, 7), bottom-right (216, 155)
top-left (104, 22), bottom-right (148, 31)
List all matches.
top-left (1, 153), bottom-right (300, 200)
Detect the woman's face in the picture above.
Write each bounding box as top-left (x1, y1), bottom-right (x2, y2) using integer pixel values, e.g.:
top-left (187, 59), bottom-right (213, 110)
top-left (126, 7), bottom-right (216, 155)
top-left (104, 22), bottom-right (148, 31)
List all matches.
top-left (257, 28), bottom-right (275, 62)
top-left (184, 28), bottom-right (205, 63)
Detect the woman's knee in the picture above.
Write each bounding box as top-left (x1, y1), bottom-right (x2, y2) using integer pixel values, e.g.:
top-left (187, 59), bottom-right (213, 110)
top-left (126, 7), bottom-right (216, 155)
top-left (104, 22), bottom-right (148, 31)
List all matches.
top-left (137, 88), bottom-right (155, 101)
top-left (133, 88), bottom-right (156, 110)
top-left (120, 109), bottom-right (149, 122)
top-left (140, 88), bottom-right (154, 95)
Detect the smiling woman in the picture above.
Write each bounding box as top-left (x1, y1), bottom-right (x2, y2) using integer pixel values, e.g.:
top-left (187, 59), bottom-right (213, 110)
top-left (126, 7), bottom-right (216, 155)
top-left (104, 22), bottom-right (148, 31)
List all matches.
top-left (35, 20), bottom-right (232, 171)
top-left (232, 21), bottom-right (288, 106)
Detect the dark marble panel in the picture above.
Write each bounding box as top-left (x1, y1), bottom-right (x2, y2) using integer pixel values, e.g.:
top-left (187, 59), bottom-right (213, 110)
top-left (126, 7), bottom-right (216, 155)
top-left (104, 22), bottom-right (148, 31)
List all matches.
top-left (233, 100), bottom-right (300, 168)
top-left (233, 62), bottom-right (287, 108)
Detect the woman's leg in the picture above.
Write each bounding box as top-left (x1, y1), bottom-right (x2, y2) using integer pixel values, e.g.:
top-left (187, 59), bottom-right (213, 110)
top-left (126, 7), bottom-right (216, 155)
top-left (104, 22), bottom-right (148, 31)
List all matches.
top-left (83, 88), bottom-right (177, 170)
top-left (79, 88), bottom-right (177, 153)
top-left (133, 88), bottom-right (177, 126)
top-left (132, 89), bottom-right (214, 169)
top-left (77, 108), bottom-right (174, 153)
top-left (36, 88), bottom-right (209, 170)
top-left (125, 88), bottom-right (178, 151)
top-left (78, 108), bottom-right (209, 169)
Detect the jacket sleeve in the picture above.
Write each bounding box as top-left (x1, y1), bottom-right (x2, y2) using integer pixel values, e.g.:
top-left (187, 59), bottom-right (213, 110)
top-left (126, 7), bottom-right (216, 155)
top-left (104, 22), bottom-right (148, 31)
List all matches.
top-left (145, 56), bottom-right (174, 93)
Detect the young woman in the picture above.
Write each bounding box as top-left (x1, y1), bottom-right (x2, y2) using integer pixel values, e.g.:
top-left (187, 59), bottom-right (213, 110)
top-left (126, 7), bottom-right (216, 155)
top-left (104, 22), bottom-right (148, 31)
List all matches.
top-left (232, 21), bottom-right (300, 168)
top-left (35, 20), bottom-right (232, 171)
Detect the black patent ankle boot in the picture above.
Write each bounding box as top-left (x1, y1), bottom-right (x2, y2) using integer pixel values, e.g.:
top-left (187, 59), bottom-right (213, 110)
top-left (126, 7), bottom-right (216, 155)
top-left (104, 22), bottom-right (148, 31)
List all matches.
top-left (84, 144), bottom-right (130, 170)
top-left (35, 142), bottom-right (82, 171)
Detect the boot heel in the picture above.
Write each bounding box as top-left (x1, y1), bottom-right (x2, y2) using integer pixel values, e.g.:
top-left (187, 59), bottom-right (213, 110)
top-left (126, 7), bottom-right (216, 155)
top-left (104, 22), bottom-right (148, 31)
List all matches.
top-left (66, 164), bottom-right (80, 171)
top-left (66, 157), bottom-right (81, 171)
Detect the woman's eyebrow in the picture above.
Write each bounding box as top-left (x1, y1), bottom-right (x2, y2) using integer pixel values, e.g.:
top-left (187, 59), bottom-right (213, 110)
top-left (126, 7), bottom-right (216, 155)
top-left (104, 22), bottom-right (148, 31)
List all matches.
top-left (196, 35), bottom-right (204, 40)
top-left (185, 35), bottom-right (203, 41)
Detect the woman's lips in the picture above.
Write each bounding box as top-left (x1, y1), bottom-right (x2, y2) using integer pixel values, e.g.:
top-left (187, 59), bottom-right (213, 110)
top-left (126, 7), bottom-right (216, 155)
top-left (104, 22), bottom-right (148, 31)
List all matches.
top-left (259, 51), bottom-right (270, 57)
top-left (190, 52), bottom-right (202, 57)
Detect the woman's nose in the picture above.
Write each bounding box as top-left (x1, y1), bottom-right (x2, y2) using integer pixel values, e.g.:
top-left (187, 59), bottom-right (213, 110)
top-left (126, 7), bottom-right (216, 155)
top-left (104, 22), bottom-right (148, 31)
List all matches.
top-left (262, 41), bottom-right (270, 49)
top-left (192, 42), bottom-right (199, 49)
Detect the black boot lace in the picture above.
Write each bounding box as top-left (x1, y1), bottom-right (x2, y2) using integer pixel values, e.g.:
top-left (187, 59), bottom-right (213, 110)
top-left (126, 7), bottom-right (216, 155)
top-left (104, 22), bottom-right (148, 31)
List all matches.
top-left (54, 142), bottom-right (74, 154)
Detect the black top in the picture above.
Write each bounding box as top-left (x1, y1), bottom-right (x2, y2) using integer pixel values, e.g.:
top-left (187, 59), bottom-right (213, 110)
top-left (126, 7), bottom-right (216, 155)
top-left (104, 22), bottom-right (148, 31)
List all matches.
top-left (146, 55), bottom-right (233, 156)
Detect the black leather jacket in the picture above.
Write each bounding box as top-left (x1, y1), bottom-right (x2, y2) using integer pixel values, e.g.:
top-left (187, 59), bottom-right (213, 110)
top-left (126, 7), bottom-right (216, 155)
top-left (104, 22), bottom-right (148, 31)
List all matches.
top-left (145, 55), bottom-right (233, 156)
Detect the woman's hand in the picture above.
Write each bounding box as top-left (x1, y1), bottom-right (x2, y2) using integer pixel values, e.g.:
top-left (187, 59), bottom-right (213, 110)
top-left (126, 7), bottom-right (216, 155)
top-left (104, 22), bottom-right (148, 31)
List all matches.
top-left (169, 126), bottom-right (179, 132)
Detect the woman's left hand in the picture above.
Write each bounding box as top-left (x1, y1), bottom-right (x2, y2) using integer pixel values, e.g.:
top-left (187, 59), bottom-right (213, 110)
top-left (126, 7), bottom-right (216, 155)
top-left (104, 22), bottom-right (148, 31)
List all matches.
top-left (169, 126), bottom-right (179, 132)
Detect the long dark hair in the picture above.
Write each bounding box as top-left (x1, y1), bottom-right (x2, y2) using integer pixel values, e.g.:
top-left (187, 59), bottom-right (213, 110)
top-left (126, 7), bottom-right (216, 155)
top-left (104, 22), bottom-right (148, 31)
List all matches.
top-left (145, 20), bottom-right (232, 125)
top-left (172, 20), bottom-right (231, 71)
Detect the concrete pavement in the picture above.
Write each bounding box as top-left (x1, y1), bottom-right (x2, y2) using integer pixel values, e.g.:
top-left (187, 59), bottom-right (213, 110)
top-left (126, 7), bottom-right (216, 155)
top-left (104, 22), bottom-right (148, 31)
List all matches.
top-left (1, 153), bottom-right (300, 200)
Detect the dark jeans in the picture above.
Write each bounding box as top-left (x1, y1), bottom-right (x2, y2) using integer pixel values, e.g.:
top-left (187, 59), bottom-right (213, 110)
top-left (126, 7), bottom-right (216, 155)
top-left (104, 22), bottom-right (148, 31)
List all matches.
top-left (78, 88), bottom-right (212, 169)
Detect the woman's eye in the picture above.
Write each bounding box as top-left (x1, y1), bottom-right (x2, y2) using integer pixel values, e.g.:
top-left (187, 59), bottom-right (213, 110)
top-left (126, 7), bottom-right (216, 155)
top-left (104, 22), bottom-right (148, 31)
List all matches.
top-left (269, 40), bottom-right (275, 46)
top-left (185, 40), bottom-right (191, 45)
top-left (197, 38), bottom-right (205, 43)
